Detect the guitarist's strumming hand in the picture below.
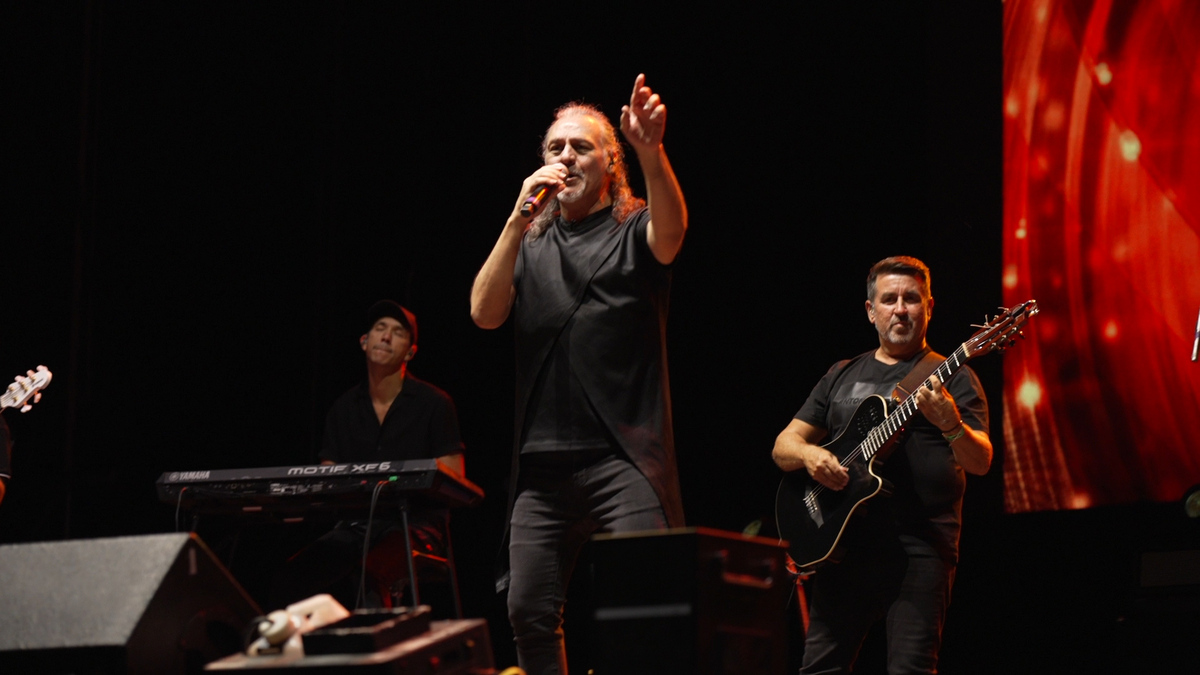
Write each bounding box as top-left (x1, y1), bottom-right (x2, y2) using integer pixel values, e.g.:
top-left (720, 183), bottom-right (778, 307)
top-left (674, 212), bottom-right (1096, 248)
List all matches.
top-left (806, 447), bottom-right (850, 491)
top-left (772, 417), bottom-right (849, 485)
top-left (773, 419), bottom-right (851, 490)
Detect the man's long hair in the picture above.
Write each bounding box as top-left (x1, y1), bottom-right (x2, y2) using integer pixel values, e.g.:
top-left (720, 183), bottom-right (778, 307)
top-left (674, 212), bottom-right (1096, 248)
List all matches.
top-left (528, 103), bottom-right (645, 238)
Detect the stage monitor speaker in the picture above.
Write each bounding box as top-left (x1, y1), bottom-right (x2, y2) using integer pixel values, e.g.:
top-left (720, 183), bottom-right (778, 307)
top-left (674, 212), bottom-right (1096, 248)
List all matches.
top-left (589, 527), bottom-right (790, 675)
top-left (0, 532), bottom-right (262, 675)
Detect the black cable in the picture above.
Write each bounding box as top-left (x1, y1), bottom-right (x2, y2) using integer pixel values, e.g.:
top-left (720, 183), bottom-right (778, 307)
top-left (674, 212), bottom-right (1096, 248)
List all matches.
top-left (174, 486), bottom-right (189, 532)
top-left (357, 481), bottom-right (387, 610)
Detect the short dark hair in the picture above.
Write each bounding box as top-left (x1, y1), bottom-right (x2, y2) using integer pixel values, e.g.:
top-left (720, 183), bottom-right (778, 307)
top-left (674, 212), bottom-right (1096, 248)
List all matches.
top-left (866, 256), bottom-right (931, 301)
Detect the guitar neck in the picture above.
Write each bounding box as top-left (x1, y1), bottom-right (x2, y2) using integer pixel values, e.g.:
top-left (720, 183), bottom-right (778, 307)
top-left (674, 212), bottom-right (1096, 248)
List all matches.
top-left (862, 345), bottom-right (971, 461)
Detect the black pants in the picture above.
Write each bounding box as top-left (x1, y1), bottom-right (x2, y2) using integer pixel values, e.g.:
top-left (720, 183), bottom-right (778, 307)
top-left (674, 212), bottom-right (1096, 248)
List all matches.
top-left (801, 533), bottom-right (956, 675)
top-left (508, 450), bottom-right (668, 675)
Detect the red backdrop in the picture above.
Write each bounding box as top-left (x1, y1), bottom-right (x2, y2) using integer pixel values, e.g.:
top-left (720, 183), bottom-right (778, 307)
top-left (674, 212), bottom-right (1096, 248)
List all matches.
top-left (1002, 0), bottom-right (1200, 512)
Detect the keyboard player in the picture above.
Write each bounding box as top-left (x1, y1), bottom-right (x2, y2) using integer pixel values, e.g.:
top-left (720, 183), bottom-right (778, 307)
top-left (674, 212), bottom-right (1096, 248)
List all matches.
top-left (270, 300), bottom-right (466, 611)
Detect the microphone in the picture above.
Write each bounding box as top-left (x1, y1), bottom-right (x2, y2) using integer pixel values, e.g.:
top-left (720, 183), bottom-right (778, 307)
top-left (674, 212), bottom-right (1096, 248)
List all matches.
top-left (520, 185), bottom-right (552, 217)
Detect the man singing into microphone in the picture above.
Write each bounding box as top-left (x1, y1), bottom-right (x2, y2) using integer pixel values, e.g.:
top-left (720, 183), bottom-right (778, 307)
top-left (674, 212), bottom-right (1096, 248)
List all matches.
top-left (471, 73), bottom-right (688, 675)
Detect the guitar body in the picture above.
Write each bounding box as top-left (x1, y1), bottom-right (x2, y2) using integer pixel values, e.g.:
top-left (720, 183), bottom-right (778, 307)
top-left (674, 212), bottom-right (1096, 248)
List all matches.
top-left (775, 395), bottom-right (895, 571)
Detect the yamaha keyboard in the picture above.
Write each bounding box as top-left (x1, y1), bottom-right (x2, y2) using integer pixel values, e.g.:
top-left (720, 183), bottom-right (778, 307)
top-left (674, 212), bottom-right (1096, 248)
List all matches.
top-left (156, 459), bottom-right (484, 518)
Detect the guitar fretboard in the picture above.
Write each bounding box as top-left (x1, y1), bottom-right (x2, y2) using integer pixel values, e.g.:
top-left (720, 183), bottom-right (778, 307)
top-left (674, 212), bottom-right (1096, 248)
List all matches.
top-left (860, 345), bottom-right (968, 463)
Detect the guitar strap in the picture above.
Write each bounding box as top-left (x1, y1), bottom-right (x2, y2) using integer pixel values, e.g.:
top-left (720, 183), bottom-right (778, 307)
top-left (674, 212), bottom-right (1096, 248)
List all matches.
top-left (891, 349), bottom-right (946, 403)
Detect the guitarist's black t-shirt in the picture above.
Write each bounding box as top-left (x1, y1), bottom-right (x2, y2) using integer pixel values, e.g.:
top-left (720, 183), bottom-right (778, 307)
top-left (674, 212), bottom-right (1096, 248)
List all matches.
top-left (795, 347), bottom-right (988, 563)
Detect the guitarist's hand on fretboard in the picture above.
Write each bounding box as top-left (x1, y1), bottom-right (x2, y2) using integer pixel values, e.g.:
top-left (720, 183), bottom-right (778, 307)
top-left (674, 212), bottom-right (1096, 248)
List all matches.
top-left (914, 375), bottom-right (961, 431)
top-left (915, 376), bottom-right (992, 475)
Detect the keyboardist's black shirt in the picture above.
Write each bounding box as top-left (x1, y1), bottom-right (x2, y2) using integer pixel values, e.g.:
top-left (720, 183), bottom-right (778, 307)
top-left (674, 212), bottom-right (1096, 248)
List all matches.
top-left (320, 373), bottom-right (464, 465)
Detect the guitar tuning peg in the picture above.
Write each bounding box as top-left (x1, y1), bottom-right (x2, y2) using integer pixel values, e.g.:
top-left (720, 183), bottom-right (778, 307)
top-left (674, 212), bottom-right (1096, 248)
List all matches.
top-left (33, 392), bottom-right (42, 403)
top-left (20, 404), bottom-right (32, 413)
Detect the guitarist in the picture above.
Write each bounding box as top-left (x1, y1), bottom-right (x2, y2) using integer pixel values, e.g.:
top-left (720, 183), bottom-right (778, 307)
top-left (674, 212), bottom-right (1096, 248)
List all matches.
top-left (772, 256), bottom-right (992, 674)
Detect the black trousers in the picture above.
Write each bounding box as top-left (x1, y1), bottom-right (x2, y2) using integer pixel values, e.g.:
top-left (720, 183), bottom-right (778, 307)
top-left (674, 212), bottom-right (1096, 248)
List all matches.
top-left (800, 531), bottom-right (956, 675)
top-left (507, 450), bottom-right (668, 675)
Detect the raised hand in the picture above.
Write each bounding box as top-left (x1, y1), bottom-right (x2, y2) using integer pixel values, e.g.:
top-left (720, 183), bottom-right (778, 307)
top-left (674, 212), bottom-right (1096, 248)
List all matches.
top-left (620, 73), bottom-right (667, 152)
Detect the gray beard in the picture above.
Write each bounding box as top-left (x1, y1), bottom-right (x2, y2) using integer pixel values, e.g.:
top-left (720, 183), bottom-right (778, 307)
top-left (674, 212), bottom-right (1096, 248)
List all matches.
top-left (557, 183), bottom-right (587, 206)
top-left (880, 324), bottom-right (918, 345)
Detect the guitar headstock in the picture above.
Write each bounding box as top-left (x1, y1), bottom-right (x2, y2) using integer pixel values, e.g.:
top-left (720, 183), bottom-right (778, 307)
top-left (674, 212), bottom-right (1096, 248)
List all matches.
top-left (963, 300), bottom-right (1039, 359)
top-left (1, 365), bottom-right (53, 413)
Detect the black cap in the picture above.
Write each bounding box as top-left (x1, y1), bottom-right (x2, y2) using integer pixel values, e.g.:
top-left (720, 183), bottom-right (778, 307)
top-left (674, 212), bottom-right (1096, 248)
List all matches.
top-left (366, 300), bottom-right (418, 345)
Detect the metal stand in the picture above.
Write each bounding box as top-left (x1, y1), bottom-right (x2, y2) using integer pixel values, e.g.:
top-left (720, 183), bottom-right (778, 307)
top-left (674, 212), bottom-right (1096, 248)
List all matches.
top-left (396, 498), bottom-right (420, 609)
top-left (393, 498), bottom-right (462, 619)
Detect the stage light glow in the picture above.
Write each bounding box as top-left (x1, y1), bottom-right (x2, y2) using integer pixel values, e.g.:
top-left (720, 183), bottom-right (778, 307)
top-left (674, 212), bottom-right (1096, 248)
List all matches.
top-left (1006, 96), bottom-right (1021, 118)
top-left (1017, 378), bottom-right (1042, 410)
top-left (1118, 130), bottom-right (1141, 161)
top-left (1004, 265), bottom-right (1020, 290)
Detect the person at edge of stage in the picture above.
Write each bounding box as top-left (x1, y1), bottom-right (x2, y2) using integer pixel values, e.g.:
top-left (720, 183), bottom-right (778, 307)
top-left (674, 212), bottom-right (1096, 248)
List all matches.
top-left (772, 256), bottom-right (993, 674)
top-left (270, 300), bottom-right (466, 612)
top-left (0, 414), bottom-right (11, 506)
top-left (469, 73), bottom-right (688, 675)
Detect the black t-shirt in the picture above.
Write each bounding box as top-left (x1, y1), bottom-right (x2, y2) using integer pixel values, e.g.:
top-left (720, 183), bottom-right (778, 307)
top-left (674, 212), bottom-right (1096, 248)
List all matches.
top-left (519, 211), bottom-right (631, 454)
top-left (511, 205), bottom-right (684, 528)
top-left (320, 374), bottom-right (464, 464)
top-left (795, 347), bottom-right (989, 562)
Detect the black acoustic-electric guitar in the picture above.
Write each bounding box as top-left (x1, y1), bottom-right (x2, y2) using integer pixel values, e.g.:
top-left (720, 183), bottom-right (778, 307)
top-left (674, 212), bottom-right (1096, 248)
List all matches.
top-left (775, 300), bottom-right (1038, 572)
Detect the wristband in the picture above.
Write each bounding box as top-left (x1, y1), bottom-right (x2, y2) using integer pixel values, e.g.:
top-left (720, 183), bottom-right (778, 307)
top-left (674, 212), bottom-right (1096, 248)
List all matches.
top-left (942, 423), bottom-right (966, 443)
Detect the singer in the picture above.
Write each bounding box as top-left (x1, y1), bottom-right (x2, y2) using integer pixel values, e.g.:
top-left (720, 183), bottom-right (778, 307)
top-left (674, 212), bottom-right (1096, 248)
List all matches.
top-left (470, 73), bottom-right (687, 675)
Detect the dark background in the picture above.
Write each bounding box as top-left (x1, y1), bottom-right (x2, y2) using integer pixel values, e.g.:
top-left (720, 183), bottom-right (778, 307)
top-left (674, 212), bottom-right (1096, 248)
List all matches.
top-left (1, 2), bottom-right (1196, 672)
